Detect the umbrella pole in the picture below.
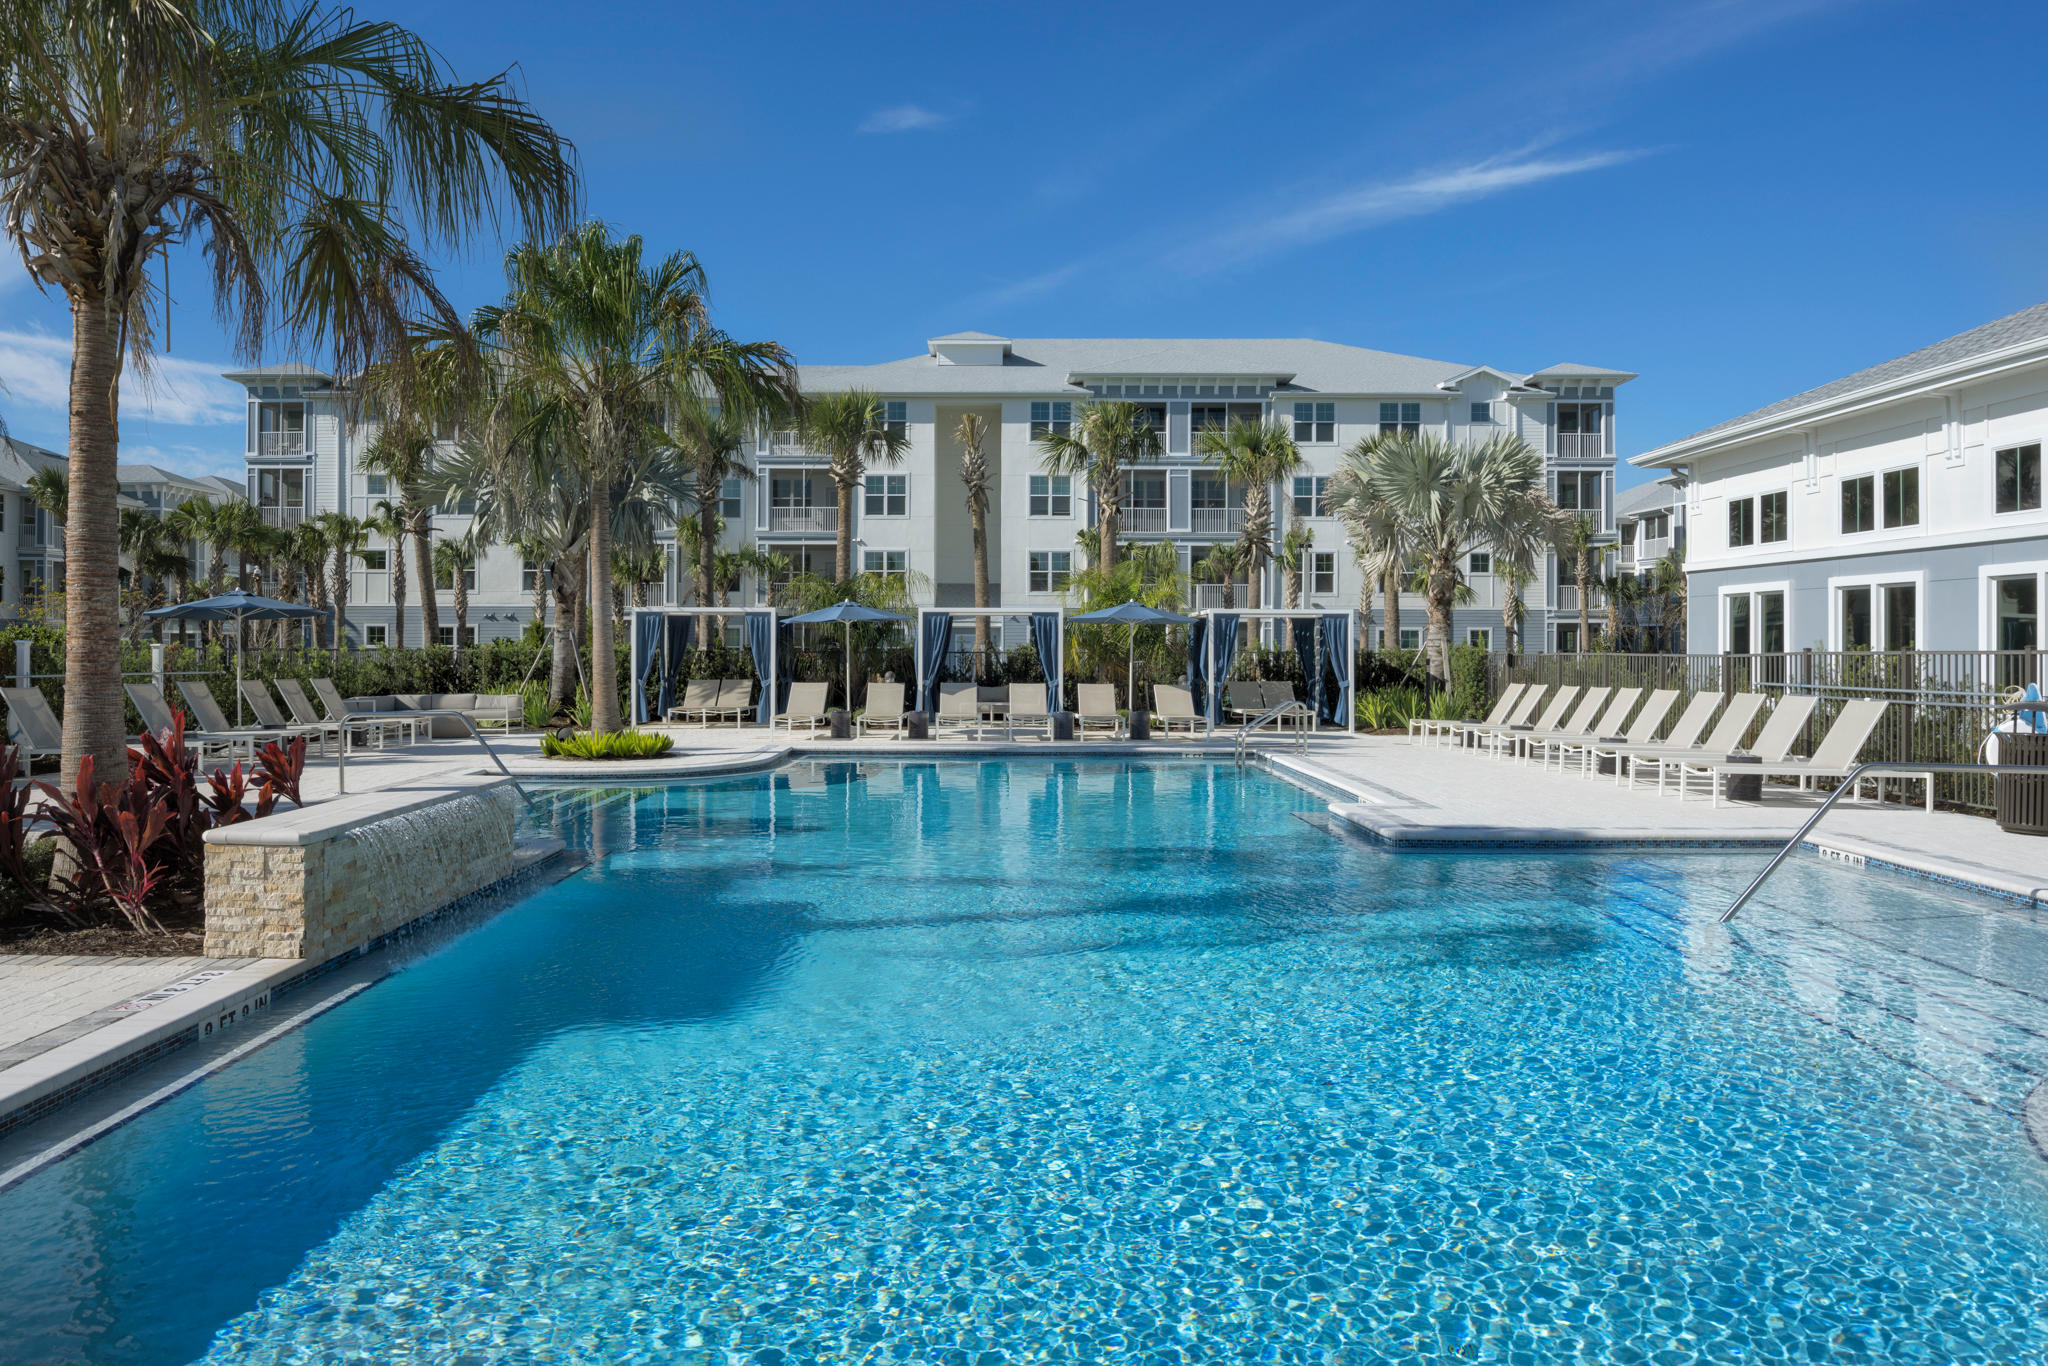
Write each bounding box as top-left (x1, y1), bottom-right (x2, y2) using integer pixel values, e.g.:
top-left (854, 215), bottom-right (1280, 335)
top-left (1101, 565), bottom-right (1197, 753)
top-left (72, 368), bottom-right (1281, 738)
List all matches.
top-left (844, 623), bottom-right (851, 716)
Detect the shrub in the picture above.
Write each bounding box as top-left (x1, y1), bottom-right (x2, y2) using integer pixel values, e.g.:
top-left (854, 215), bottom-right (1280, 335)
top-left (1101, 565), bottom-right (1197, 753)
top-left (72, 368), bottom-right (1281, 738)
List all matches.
top-left (540, 730), bottom-right (675, 760)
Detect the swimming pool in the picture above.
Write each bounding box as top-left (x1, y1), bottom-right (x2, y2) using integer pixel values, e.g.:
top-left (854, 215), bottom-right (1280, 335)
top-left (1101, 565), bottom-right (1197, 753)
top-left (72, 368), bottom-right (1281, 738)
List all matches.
top-left (3, 757), bottom-right (2047, 1363)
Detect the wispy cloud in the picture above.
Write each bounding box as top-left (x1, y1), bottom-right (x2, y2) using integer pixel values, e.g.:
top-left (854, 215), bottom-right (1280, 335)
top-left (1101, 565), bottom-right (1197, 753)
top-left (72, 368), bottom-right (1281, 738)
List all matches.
top-left (1168, 148), bottom-right (1646, 274)
top-left (0, 328), bottom-right (246, 427)
top-left (858, 104), bottom-right (950, 135)
top-left (962, 262), bottom-right (1088, 313)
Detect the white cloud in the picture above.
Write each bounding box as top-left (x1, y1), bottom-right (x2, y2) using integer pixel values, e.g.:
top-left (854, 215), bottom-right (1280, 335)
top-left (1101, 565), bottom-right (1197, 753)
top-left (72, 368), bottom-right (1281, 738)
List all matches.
top-left (0, 329), bottom-right (246, 428)
top-left (1168, 148), bottom-right (1646, 274)
top-left (964, 262), bottom-right (1089, 312)
top-left (858, 104), bottom-right (950, 135)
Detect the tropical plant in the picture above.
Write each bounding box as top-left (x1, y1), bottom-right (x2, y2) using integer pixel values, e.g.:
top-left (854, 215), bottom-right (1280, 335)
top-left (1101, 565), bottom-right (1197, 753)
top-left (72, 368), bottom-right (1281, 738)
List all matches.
top-left (1195, 543), bottom-right (1246, 610)
top-left (540, 729), bottom-right (674, 760)
top-left (314, 513), bottom-right (370, 660)
top-left (474, 222), bottom-right (795, 731)
top-left (955, 412), bottom-right (995, 652)
top-left (1, 0), bottom-right (578, 786)
top-left (1278, 524), bottom-right (1314, 609)
top-left (365, 500), bottom-right (409, 649)
top-left (1554, 512), bottom-right (1602, 652)
top-left (667, 395), bottom-right (754, 635)
top-left (1035, 401), bottom-right (1162, 571)
top-left (780, 568), bottom-right (926, 705)
top-left (118, 509), bottom-right (186, 619)
top-left (25, 466), bottom-right (66, 523)
top-left (433, 530), bottom-right (483, 653)
top-left (283, 520), bottom-right (331, 646)
top-left (1486, 491), bottom-right (1554, 659)
top-left (1331, 431), bottom-right (1552, 682)
top-left (799, 388), bottom-right (909, 581)
top-left (613, 545), bottom-right (667, 610)
top-left (1196, 418), bottom-right (1304, 610)
top-left (1061, 539), bottom-right (1185, 704)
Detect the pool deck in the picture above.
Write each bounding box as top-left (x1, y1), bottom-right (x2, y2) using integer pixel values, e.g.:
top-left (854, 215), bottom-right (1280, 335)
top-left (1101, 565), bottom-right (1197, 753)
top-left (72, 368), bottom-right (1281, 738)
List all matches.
top-left (3, 724), bottom-right (2043, 1146)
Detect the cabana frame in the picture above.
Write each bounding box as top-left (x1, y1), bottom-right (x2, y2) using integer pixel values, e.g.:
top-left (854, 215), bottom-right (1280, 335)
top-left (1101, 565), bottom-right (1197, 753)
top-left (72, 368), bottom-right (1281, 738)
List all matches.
top-left (628, 605), bottom-right (781, 724)
top-left (914, 606), bottom-right (1066, 713)
top-left (1195, 607), bottom-right (1359, 734)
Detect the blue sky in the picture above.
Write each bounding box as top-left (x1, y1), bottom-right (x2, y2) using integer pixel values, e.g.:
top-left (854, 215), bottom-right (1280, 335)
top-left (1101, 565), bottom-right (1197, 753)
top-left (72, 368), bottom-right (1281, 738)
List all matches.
top-left (3, 0), bottom-right (2045, 487)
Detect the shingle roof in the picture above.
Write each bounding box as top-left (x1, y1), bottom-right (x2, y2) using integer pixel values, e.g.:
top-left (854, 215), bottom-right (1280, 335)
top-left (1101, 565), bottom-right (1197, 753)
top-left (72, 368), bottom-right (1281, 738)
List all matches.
top-left (0, 436), bottom-right (65, 487)
top-left (1529, 362), bottom-right (1638, 380)
top-left (799, 337), bottom-right (1484, 397)
top-left (929, 331), bottom-right (1009, 342)
top-left (1651, 299), bottom-right (2048, 456)
top-left (220, 361), bottom-right (334, 384)
top-left (1614, 479), bottom-right (1678, 519)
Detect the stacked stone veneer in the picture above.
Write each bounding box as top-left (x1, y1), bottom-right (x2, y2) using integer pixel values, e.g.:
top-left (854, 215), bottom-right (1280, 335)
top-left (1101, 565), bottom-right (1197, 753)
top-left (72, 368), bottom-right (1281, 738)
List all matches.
top-left (203, 780), bottom-right (520, 961)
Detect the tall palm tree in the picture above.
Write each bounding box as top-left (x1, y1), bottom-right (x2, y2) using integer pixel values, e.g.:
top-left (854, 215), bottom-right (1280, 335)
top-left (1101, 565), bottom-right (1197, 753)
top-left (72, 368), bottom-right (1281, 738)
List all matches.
top-left (955, 412), bottom-right (995, 653)
top-left (613, 545), bottom-right (667, 610)
top-left (1554, 513), bottom-right (1602, 652)
top-left (799, 389), bottom-right (910, 581)
top-left (475, 222), bottom-right (795, 731)
top-left (2, 1), bottom-right (578, 785)
top-left (314, 513), bottom-right (370, 660)
top-left (1196, 544), bottom-right (1245, 610)
top-left (1278, 524), bottom-right (1314, 609)
top-left (667, 395), bottom-right (753, 640)
top-left (366, 500), bottom-right (410, 649)
top-left (1036, 401), bottom-right (1162, 572)
top-left (1488, 492), bottom-right (1556, 660)
top-left (162, 497), bottom-right (209, 602)
top-left (285, 520), bottom-right (331, 649)
top-left (1332, 432), bottom-right (1551, 683)
top-left (1196, 418), bottom-right (1304, 611)
top-left (26, 466), bottom-right (66, 523)
top-left (434, 531), bottom-right (482, 653)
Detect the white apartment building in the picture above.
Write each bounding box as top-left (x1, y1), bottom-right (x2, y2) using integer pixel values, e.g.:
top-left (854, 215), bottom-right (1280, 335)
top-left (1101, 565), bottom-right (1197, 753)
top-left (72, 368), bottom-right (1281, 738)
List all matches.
top-left (1634, 300), bottom-right (2048, 661)
top-left (228, 334), bottom-right (1635, 653)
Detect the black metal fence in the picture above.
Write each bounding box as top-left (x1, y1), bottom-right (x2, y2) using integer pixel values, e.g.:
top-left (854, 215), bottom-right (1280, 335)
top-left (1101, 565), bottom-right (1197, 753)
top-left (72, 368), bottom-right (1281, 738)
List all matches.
top-left (1503, 650), bottom-right (2048, 810)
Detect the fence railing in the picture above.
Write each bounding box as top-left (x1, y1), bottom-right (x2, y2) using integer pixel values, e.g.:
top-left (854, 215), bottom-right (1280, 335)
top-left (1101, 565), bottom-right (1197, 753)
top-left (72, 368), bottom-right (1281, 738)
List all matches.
top-left (1503, 649), bottom-right (2048, 809)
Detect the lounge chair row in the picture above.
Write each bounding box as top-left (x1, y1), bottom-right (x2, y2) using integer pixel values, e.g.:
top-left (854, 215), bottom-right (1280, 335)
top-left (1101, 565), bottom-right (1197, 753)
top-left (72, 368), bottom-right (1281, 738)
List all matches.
top-left (1413, 680), bottom-right (1928, 808)
top-left (694, 679), bottom-right (1224, 739)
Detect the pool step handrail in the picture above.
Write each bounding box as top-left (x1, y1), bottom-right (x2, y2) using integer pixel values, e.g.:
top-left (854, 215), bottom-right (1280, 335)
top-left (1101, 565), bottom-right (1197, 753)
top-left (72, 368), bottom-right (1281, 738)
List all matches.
top-left (1234, 700), bottom-right (1312, 767)
top-left (1720, 760), bottom-right (2004, 922)
top-left (335, 708), bottom-right (535, 806)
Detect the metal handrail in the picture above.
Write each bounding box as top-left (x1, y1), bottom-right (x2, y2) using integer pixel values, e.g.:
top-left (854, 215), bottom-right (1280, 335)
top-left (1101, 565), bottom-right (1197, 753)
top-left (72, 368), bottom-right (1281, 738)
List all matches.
top-left (334, 708), bottom-right (533, 805)
top-left (1720, 760), bottom-right (2014, 922)
top-left (1234, 700), bottom-right (1312, 766)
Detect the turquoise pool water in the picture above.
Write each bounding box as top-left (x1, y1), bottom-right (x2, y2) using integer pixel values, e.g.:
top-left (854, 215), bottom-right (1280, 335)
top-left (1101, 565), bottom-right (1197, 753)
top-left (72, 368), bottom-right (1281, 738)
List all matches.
top-left (3, 758), bottom-right (2048, 1363)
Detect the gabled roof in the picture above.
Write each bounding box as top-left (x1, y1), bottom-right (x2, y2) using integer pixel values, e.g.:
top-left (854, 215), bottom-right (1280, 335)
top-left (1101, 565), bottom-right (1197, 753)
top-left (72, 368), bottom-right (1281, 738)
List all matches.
top-left (1614, 479), bottom-right (1679, 520)
top-left (0, 435), bottom-right (66, 488)
top-left (1638, 299), bottom-right (2048, 466)
top-left (117, 462), bottom-right (223, 491)
top-left (928, 331), bottom-right (1009, 342)
top-left (1526, 362), bottom-right (1638, 382)
top-left (220, 361), bottom-right (334, 385)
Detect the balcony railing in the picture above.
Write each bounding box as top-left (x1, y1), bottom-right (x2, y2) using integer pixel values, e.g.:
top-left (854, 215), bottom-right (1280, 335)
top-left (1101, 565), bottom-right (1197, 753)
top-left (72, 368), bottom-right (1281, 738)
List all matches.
top-left (766, 507), bottom-right (836, 533)
top-left (1555, 432), bottom-right (1604, 460)
top-left (1121, 507), bottom-right (1168, 534)
top-left (1190, 507), bottom-right (1246, 536)
top-left (256, 432), bottom-right (306, 458)
top-left (257, 505), bottom-right (306, 527)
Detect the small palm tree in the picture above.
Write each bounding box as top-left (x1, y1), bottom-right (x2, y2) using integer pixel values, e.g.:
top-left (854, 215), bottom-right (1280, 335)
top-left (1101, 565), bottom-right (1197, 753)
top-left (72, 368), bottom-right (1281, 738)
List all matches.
top-left (955, 412), bottom-right (995, 653)
top-left (433, 531), bottom-right (483, 653)
top-left (668, 395), bottom-right (753, 637)
top-left (285, 521), bottom-right (331, 649)
top-left (799, 389), bottom-right (910, 581)
top-left (26, 466), bottom-right (66, 523)
top-left (366, 500), bottom-right (411, 649)
top-left (1278, 524), bottom-right (1314, 609)
top-left (315, 513), bottom-right (370, 660)
top-left (1554, 513), bottom-right (1602, 652)
top-left (613, 545), bottom-right (667, 610)
top-left (1196, 418), bottom-right (1304, 610)
top-left (1196, 543), bottom-right (1246, 610)
top-left (1037, 401), bottom-right (1162, 572)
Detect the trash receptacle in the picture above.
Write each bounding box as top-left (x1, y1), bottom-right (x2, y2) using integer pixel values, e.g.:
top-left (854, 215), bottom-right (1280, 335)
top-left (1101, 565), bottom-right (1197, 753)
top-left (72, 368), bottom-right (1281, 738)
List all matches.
top-left (1721, 752), bottom-right (1762, 803)
top-left (1594, 738), bottom-right (1626, 776)
top-left (828, 708), bottom-right (852, 740)
top-left (1051, 712), bottom-right (1076, 742)
top-left (1127, 710), bottom-right (1151, 741)
top-left (1995, 731), bottom-right (2048, 835)
top-left (905, 711), bottom-right (931, 740)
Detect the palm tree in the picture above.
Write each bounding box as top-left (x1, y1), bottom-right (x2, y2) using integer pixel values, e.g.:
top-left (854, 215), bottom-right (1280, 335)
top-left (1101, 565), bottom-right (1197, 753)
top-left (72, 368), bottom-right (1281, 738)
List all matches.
top-left (26, 466), bottom-right (66, 523)
top-left (668, 395), bottom-right (753, 639)
top-left (1278, 524), bottom-right (1314, 609)
top-left (1554, 512), bottom-right (1602, 652)
top-left (1488, 492), bottom-right (1556, 660)
top-left (744, 548), bottom-right (793, 610)
top-left (515, 534), bottom-right (553, 626)
top-left (1061, 539), bottom-right (1187, 706)
top-left (2, 2), bottom-right (577, 785)
top-left (1196, 418), bottom-right (1304, 611)
top-left (613, 545), bottom-right (667, 610)
top-left (161, 497), bottom-right (209, 601)
top-left (366, 500), bottom-right (410, 649)
top-left (286, 521), bottom-right (332, 650)
top-left (1196, 544), bottom-right (1246, 610)
top-left (315, 513), bottom-right (370, 660)
top-left (1036, 401), bottom-right (1162, 572)
top-left (475, 222), bottom-right (796, 732)
top-left (118, 509), bottom-right (185, 637)
top-left (434, 531), bottom-right (482, 652)
top-left (955, 412), bottom-right (995, 653)
top-left (1332, 432), bottom-right (1551, 683)
top-left (799, 389), bottom-right (910, 581)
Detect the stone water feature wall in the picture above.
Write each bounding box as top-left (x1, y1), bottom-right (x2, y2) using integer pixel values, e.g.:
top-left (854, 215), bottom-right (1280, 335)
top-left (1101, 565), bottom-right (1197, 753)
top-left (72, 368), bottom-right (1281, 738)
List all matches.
top-left (203, 780), bottom-right (521, 962)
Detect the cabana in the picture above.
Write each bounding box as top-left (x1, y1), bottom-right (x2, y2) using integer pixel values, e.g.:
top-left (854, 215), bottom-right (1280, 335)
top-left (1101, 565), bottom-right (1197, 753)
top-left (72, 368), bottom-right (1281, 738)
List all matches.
top-left (1191, 607), bottom-right (1358, 732)
top-left (913, 607), bottom-right (1066, 715)
top-left (626, 605), bottom-right (785, 725)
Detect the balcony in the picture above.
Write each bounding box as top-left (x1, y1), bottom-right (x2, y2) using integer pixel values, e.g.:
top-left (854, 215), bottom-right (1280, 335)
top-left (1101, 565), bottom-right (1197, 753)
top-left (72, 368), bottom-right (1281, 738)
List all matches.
top-left (1555, 432), bottom-right (1604, 460)
top-left (256, 432), bottom-right (306, 458)
top-left (1121, 507), bottom-right (1168, 534)
top-left (766, 506), bottom-right (836, 534)
top-left (257, 505), bottom-right (306, 528)
top-left (1190, 507), bottom-right (1246, 536)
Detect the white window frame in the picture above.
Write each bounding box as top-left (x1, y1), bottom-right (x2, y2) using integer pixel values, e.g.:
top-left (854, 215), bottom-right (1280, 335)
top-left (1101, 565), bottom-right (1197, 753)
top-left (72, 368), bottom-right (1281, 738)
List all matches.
top-left (1467, 627), bottom-right (1492, 649)
top-left (1397, 627), bottom-right (1422, 651)
top-left (1826, 570), bottom-right (1924, 651)
top-left (1469, 402), bottom-right (1492, 424)
top-left (365, 623), bottom-right (388, 646)
top-left (1716, 580), bottom-right (1792, 653)
top-left (1310, 551), bottom-right (1336, 597)
top-left (719, 476), bottom-right (743, 519)
top-left (1757, 488), bottom-right (1789, 545)
top-left (1028, 549), bottom-right (1071, 594)
top-left (1556, 469), bottom-right (1604, 517)
top-left (863, 473), bottom-right (908, 518)
top-left (1029, 473), bottom-right (1072, 518)
top-left (882, 400), bottom-right (907, 435)
top-left (1994, 442), bottom-right (2043, 517)
top-left (1977, 558), bottom-right (2048, 651)
top-left (1379, 401), bottom-right (1421, 435)
top-left (1468, 550), bottom-right (1492, 576)
top-left (1292, 402), bottom-right (1335, 444)
top-left (1879, 462), bottom-right (1921, 531)
top-left (861, 549), bottom-right (908, 583)
top-left (1029, 401), bottom-right (1072, 439)
top-left (1291, 475), bottom-right (1332, 518)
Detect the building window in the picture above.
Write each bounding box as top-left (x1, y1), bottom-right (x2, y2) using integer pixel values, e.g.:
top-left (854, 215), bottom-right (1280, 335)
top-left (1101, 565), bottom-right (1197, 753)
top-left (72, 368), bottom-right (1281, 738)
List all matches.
top-left (861, 549), bottom-right (907, 582)
top-left (1556, 402), bottom-right (1605, 457)
top-left (1841, 586), bottom-right (1873, 648)
top-left (358, 549), bottom-right (387, 571)
top-left (1556, 622), bottom-right (1602, 653)
top-left (1292, 476), bottom-right (1331, 517)
top-left (882, 401), bottom-right (907, 435)
top-left (522, 559), bottom-right (541, 592)
top-left (1643, 512), bottom-right (1670, 541)
top-left (1725, 591), bottom-right (1786, 654)
top-left (1883, 467), bottom-right (1919, 529)
top-left (436, 625), bottom-right (478, 646)
top-left (1378, 402), bottom-right (1421, 435)
top-left (863, 473), bottom-right (907, 517)
top-left (1029, 401), bottom-right (1072, 439)
top-left (253, 401), bottom-right (306, 457)
top-left (365, 624), bottom-right (388, 646)
top-left (254, 467), bottom-right (306, 524)
top-left (1192, 404), bottom-right (1229, 439)
top-left (1759, 490), bottom-right (1788, 544)
top-left (1310, 552), bottom-right (1336, 597)
top-left (365, 473), bottom-right (388, 497)
top-left (1467, 628), bottom-right (1492, 649)
top-left (1029, 474), bottom-right (1072, 517)
top-left (1884, 583), bottom-right (1917, 650)
top-left (434, 564), bottom-right (477, 592)
top-left (1398, 628), bottom-right (1421, 650)
top-left (1841, 475), bottom-right (1876, 534)
top-left (1029, 550), bottom-right (1071, 594)
top-left (719, 477), bottom-right (743, 519)
top-left (1996, 444), bottom-right (2041, 514)
top-left (1469, 402), bottom-right (1492, 424)
top-left (1293, 402), bottom-right (1335, 443)
top-left (1995, 575), bottom-right (2039, 655)
top-left (1468, 551), bottom-right (1491, 575)
top-left (1557, 471), bottom-right (1603, 515)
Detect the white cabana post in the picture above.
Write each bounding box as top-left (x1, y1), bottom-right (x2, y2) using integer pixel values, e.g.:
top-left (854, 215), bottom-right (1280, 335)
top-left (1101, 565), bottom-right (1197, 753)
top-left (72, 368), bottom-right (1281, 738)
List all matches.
top-left (915, 606), bottom-right (1066, 713)
top-left (629, 605), bottom-right (782, 724)
top-left (1194, 606), bottom-right (1360, 733)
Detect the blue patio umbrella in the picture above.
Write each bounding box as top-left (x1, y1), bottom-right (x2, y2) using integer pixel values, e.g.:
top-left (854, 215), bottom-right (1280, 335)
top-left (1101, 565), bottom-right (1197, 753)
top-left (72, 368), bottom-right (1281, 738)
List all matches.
top-left (782, 602), bottom-right (911, 711)
top-left (1069, 602), bottom-right (1196, 710)
top-left (146, 590), bottom-right (329, 724)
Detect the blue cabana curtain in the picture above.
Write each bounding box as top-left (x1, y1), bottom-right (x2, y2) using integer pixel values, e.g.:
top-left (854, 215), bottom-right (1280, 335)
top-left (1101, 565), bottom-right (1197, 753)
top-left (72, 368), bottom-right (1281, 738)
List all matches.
top-left (1184, 619), bottom-right (1208, 715)
top-left (1029, 612), bottom-right (1061, 712)
top-left (632, 612), bottom-right (662, 724)
top-left (918, 613), bottom-right (953, 713)
top-left (1290, 617), bottom-right (1324, 720)
top-left (1317, 613), bottom-right (1352, 725)
top-left (658, 615), bottom-right (695, 717)
top-left (745, 612), bottom-right (778, 725)
top-left (1206, 613), bottom-right (1243, 725)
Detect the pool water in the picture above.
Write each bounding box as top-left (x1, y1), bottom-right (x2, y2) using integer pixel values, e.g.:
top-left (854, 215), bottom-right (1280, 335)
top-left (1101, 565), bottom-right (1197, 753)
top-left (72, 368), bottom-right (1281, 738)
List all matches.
top-left (3, 758), bottom-right (2048, 1364)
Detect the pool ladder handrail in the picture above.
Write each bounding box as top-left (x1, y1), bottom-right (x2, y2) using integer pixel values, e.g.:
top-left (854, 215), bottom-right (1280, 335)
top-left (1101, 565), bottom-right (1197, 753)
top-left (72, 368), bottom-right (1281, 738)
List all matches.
top-left (334, 708), bottom-right (535, 806)
top-left (1720, 760), bottom-right (2009, 923)
top-left (1234, 700), bottom-right (1312, 767)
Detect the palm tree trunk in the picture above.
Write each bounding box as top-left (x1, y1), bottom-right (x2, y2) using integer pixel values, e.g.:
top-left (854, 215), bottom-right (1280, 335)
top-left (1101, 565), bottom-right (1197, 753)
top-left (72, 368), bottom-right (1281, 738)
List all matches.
top-left (1243, 488), bottom-right (1267, 612)
top-left (698, 498), bottom-right (717, 643)
top-left (1577, 551), bottom-right (1592, 649)
top-left (588, 482), bottom-right (622, 731)
top-left (390, 527), bottom-right (408, 650)
top-left (1383, 567), bottom-right (1403, 651)
top-left (1426, 552), bottom-right (1455, 682)
top-left (633, 580), bottom-right (647, 609)
top-left (330, 549), bottom-right (349, 663)
top-left (413, 510), bottom-right (441, 645)
top-left (1097, 473), bottom-right (1120, 571)
top-left (971, 508), bottom-right (990, 655)
top-left (549, 558), bottom-right (579, 706)
top-left (834, 469), bottom-right (855, 581)
top-left (532, 564), bottom-right (548, 626)
top-left (454, 573), bottom-right (468, 655)
top-left (60, 303), bottom-right (128, 786)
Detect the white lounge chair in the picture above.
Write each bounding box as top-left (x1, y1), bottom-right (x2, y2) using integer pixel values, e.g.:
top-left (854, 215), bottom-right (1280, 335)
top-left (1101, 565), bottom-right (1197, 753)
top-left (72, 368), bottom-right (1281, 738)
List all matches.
top-left (1590, 691), bottom-right (1723, 784)
top-left (1549, 689), bottom-right (1676, 774)
top-left (1450, 685), bottom-right (1550, 750)
top-left (667, 678), bottom-right (721, 725)
top-left (773, 681), bottom-right (832, 734)
top-left (1692, 699), bottom-right (1911, 808)
top-left (1670, 694), bottom-right (1819, 800)
top-left (1506, 687), bottom-right (1613, 765)
top-left (714, 679), bottom-right (756, 725)
top-left (1415, 682), bottom-right (1522, 746)
top-left (1153, 684), bottom-right (1209, 736)
top-left (1526, 688), bottom-right (1640, 768)
top-left (935, 682), bottom-right (982, 737)
top-left (125, 682), bottom-right (260, 761)
top-left (1622, 693), bottom-right (1767, 794)
top-left (1075, 683), bottom-right (1124, 738)
top-left (2, 686), bottom-right (64, 771)
top-left (1481, 686), bottom-right (1582, 759)
top-left (1006, 683), bottom-right (1052, 740)
top-left (182, 680), bottom-right (323, 754)
top-left (239, 681), bottom-right (338, 755)
top-left (857, 681), bottom-right (908, 737)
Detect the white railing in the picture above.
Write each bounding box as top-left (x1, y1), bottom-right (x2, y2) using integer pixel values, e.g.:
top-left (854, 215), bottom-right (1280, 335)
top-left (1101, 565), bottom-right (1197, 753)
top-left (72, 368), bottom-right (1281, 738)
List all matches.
top-left (1190, 507), bottom-right (1246, 535)
top-left (257, 505), bottom-right (306, 527)
top-left (767, 507), bottom-right (836, 533)
top-left (257, 432), bottom-right (306, 458)
top-left (1555, 432), bottom-right (1604, 460)
top-left (1121, 507), bottom-right (1168, 534)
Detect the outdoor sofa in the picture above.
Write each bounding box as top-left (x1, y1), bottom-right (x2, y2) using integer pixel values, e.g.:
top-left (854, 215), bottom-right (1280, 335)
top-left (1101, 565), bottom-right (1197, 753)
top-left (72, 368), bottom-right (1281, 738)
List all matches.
top-left (341, 692), bottom-right (523, 738)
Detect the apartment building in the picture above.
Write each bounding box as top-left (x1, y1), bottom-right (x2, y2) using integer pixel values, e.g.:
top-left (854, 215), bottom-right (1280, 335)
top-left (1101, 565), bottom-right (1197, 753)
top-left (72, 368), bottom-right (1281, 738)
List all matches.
top-left (227, 335), bottom-right (1634, 653)
top-left (1634, 300), bottom-right (2048, 659)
